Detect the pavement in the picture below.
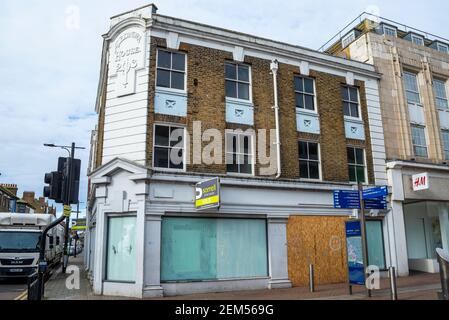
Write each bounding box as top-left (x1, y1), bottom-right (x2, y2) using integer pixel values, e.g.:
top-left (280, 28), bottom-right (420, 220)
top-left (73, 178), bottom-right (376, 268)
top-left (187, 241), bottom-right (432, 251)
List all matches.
top-left (39, 255), bottom-right (443, 300)
top-left (154, 273), bottom-right (442, 301)
top-left (44, 254), bottom-right (126, 300)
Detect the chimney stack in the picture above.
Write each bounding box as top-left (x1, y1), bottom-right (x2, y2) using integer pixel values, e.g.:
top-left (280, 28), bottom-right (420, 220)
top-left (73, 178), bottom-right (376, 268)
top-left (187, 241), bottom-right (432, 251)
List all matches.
top-left (0, 184), bottom-right (18, 196)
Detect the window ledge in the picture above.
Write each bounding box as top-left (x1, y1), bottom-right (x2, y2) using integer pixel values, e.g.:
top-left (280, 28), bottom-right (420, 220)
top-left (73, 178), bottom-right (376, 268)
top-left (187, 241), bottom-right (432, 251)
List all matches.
top-left (226, 172), bottom-right (255, 178)
top-left (152, 167), bottom-right (186, 174)
top-left (344, 116), bottom-right (364, 123)
top-left (155, 87), bottom-right (187, 97)
top-left (225, 97), bottom-right (253, 107)
top-left (296, 109), bottom-right (318, 116)
top-left (408, 102), bottom-right (423, 108)
top-left (299, 178), bottom-right (323, 183)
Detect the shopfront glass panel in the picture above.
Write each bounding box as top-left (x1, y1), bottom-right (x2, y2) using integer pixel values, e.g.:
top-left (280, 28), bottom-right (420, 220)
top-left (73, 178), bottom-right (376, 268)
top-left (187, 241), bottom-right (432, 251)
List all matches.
top-left (366, 220), bottom-right (386, 270)
top-left (216, 219), bottom-right (267, 279)
top-left (161, 217), bottom-right (268, 281)
top-left (106, 216), bottom-right (137, 282)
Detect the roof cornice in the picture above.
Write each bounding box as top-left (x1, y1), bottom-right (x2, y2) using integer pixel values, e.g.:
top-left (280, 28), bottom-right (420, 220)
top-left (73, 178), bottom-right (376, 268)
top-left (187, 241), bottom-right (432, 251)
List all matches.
top-left (151, 14), bottom-right (381, 79)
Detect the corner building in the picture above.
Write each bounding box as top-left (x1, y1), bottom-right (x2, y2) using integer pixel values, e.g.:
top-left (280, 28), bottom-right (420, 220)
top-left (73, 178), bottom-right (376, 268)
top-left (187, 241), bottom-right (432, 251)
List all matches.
top-left (85, 4), bottom-right (388, 298)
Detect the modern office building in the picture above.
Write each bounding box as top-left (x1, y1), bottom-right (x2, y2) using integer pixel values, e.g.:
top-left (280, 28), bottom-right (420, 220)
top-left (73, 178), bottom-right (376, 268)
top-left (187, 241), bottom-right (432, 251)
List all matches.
top-left (85, 4), bottom-right (388, 298)
top-left (324, 13), bottom-right (449, 275)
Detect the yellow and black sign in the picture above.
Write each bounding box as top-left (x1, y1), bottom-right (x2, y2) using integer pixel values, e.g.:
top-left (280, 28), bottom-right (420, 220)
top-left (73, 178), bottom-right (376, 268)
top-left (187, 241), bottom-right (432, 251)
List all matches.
top-left (63, 205), bottom-right (72, 217)
top-left (195, 177), bottom-right (220, 211)
top-left (72, 218), bottom-right (87, 231)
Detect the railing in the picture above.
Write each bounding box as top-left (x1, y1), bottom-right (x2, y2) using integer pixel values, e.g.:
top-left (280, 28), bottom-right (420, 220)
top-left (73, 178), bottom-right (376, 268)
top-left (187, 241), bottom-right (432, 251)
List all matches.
top-left (318, 12), bottom-right (449, 52)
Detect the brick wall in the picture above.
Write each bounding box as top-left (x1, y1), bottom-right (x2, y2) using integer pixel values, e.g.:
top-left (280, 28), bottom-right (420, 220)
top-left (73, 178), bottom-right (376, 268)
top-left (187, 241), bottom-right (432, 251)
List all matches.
top-left (130, 36), bottom-right (375, 184)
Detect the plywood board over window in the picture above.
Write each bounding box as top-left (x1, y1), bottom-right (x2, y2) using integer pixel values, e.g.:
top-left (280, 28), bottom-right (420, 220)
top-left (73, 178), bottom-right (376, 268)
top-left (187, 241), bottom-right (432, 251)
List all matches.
top-left (287, 216), bottom-right (348, 286)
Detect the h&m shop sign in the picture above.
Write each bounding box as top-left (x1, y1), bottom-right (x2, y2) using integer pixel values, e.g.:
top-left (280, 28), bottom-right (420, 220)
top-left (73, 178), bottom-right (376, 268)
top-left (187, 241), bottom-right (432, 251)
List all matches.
top-left (412, 172), bottom-right (429, 191)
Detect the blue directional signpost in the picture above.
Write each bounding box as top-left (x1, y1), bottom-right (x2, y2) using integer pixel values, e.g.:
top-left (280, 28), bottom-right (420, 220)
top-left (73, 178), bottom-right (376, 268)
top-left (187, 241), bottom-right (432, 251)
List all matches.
top-left (333, 191), bottom-right (360, 209)
top-left (333, 184), bottom-right (389, 296)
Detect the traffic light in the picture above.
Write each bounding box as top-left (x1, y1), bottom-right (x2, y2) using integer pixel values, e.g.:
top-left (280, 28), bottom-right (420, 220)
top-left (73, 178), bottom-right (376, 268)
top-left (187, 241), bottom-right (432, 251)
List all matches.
top-left (44, 157), bottom-right (81, 204)
top-left (43, 171), bottom-right (63, 203)
top-left (59, 157), bottom-right (81, 205)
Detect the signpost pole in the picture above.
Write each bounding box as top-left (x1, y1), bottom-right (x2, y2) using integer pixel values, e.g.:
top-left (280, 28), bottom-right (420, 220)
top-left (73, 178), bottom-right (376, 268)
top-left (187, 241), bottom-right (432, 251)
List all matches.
top-left (358, 183), bottom-right (371, 298)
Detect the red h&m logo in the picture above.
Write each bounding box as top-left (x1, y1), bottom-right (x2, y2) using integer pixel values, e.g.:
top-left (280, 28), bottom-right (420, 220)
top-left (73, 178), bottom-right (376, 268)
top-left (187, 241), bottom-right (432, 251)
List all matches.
top-left (412, 173), bottom-right (429, 191)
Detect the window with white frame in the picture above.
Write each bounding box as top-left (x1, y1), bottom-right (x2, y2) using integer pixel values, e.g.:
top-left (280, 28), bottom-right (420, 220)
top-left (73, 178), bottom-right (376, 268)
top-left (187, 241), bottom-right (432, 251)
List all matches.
top-left (294, 76), bottom-right (316, 112)
top-left (342, 31), bottom-right (356, 48)
top-left (225, 62), bottom-right (251, 101)
top-left (225, 132), bottom-right (253, 175)
top-left (347, 147), bottom-right (366, 183)
top-left (411, 125), bottom-right (428, 158)
top-left (342, 86), bottom-right (360, 118)
top-left (404, 72), bottom-right (421, 104)
top-left (156, 49), bottom-right (186, 91)
top-left (298, 141), bottom-right (320, 180)
top-left (383, 25), bottom-right (397, 38)
top-left (153, 124), bottom-right (185, 170)
top-left (411, 34), bottom-right (425, 46)
top-left (442, 130), bottom-right (449, 160)
top-left (433, 79), bottom-right (448, 109)
top-left (437, 43), bottom-right (449, 54)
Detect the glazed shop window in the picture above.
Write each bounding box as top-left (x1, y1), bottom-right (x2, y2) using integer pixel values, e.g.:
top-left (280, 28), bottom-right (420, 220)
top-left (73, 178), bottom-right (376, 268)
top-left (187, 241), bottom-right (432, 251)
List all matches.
top-left (342, 86), bottom-right (360, 118)
top-left (225, 62), bottom-right (251, 101)
top-left (106, 216), bottom-right (136, 282)
top-left (153, 124), bottom-right (185, 170)
top-left (411, 125), bottom-right (428, 158)
top-left (156, 49), bottom-right (186, 90)
top-left (433, 79), bottom-right (448, 109)
top-left (294, 76), bottom-right (316, 112)
top-left (347, 147), bottom-right (366, 183)
top-left (161, 217), bottom-right (268, 281)
top-left (298, 141), bottom-right (320, 180)
top-left (366, 220), bottom-right (386, 270)
top-left (404, 72), bottom-right (421, 105)
top-left (225, 132), bottom-right (254, 175)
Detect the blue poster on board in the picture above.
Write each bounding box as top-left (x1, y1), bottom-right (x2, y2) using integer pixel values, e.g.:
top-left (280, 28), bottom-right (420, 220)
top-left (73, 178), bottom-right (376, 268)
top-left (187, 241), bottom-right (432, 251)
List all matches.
top-left (345, 220), bottom-right (365, 286)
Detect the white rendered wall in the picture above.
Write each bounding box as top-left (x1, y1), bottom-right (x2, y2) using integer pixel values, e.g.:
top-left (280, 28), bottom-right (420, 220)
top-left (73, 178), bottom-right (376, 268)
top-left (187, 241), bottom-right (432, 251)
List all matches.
top-left (102, 24), bottom-right (151, 165)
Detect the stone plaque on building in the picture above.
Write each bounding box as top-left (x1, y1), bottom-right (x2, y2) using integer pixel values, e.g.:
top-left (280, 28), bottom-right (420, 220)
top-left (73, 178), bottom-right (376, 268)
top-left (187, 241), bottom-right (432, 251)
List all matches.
top-left (110, 27), bottom-right (146, 97)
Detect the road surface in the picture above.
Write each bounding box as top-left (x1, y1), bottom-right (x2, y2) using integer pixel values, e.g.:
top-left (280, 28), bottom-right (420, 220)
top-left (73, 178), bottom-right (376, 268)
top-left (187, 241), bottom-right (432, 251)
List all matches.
top-left (0, 279), bottom-right (27, 300)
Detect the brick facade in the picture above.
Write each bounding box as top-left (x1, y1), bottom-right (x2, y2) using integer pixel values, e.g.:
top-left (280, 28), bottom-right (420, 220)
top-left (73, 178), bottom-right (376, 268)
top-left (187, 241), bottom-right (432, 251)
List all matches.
top-left (93, 36), bottom-right (376, 185)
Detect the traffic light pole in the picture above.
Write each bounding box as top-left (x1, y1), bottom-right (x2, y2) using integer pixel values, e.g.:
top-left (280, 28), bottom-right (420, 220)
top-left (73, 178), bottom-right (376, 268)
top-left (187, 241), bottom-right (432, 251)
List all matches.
top-left (62, 142), bottom-right (75, 273)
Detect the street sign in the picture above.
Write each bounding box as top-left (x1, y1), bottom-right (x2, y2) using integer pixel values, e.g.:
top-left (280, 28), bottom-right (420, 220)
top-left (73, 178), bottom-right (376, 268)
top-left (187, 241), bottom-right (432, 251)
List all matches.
top-left (333, 191), bottom-right (360, 209)
top-left (195, 177), bottom-right (220, 211)
top-left (412, 173), bottom-right (429, 191)
top-left (345, 220), bottom-right (365, 286)
top-left (362, 186), bottom-right (388, 200)
top-left (72, 218), bottom-right (87, 231)
top-left (364, 197), bottom-right (388, 210)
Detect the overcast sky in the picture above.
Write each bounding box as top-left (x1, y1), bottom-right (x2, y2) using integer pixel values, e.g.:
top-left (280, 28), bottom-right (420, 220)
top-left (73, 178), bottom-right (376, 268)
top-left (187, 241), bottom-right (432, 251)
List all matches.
top-left (0, 0), bottom-right (448, 217)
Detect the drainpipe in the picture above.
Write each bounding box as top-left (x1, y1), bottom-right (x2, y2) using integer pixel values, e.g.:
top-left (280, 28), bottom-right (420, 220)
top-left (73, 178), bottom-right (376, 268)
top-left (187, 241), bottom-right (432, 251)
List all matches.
top-left (270, 59), bottom-right (281, 179)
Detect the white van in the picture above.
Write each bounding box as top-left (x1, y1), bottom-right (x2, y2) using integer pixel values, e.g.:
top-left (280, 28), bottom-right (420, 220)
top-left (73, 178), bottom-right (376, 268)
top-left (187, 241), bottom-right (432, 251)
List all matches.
top-left (0, 213), bottom-right (64, 279)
